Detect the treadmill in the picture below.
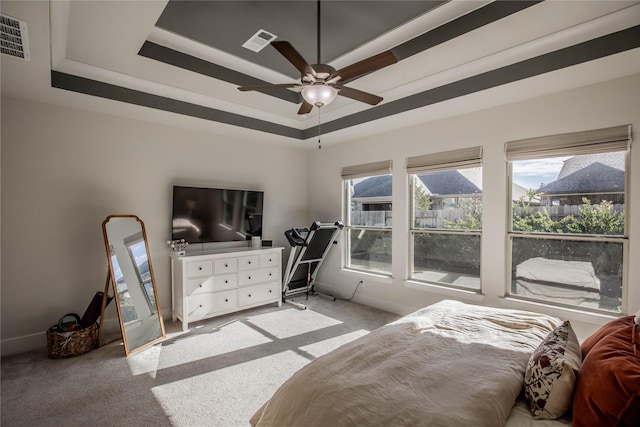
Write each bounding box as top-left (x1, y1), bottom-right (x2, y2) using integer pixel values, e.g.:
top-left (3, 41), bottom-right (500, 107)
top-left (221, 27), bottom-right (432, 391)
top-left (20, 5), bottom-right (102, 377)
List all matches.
top-left (282, 221), bottom-right (344, 309)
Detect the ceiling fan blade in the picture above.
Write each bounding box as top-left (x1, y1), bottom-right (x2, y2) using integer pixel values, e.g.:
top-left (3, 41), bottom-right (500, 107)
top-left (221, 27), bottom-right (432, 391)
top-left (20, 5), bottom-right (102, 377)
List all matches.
top-left (271, 41), bottom-right (315, 77)
top-left (330, 50), bottom-right (398, 83)
top-left (337, 85), bottom-right (383, 105)
top-left (298, 101), bottom-right (314, 115)
top-left (238, 83), bottom-right (301, 92)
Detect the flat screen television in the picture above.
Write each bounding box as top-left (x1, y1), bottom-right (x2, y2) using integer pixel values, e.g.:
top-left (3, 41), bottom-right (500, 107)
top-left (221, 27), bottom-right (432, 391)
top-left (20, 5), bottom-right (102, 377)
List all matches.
top-left (171, 185), bottom-right (264, 244)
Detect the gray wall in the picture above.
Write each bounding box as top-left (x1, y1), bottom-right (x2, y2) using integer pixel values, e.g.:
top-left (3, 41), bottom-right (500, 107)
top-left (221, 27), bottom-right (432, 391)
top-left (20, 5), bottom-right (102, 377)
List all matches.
top-left (1, 97), bottom-right (309, 355)
top-left (307, 74), bottom-right (640, 341)
top-left (2, 74), bottom-right (639, 355)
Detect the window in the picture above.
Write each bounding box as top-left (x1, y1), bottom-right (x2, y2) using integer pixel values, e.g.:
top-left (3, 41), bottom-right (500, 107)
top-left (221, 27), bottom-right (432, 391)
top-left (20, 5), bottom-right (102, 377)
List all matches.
top-left (342, 160), bottom-right (393, 275)
top-left (124, 233), bottom-right (157, 315)
top-left (407, 147), bottom-right (483, 290)
top-left (506, 125), bottom-right (631, 313)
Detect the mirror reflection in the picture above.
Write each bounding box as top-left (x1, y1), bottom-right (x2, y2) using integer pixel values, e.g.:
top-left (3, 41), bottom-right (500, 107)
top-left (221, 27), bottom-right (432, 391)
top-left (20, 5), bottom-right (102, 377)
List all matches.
top-left (103, 215), bottom-right (165, 355)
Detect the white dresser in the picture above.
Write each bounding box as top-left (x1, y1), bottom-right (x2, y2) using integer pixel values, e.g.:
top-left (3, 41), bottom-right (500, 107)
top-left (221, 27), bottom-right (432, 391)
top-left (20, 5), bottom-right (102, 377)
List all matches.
top-left (170, 246), bottom-right (283, 331)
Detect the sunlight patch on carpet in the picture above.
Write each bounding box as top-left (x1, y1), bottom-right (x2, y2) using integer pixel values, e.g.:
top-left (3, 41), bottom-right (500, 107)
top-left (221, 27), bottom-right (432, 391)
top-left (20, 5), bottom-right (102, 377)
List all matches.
top-left (300, 329), bottom-right (371, 358)
top-left (151, 350), bottom-right (309, 426)
top-left (127, 344), bottom-right (162, 377)
top-left (155, 320), bottom-right (272, 371)
top-left (245, 308), bottom-right (342, 339)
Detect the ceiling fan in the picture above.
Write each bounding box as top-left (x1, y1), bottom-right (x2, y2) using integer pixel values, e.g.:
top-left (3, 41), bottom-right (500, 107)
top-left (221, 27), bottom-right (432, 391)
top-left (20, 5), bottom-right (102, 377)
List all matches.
top-left (238, 1), bottom-right (398, 115)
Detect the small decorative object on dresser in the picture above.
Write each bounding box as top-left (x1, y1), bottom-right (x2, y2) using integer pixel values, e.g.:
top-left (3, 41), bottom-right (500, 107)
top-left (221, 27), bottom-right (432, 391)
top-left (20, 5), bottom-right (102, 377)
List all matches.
top-left (167, 239), bottom-right (189, 255)
top-left (170, 246), bottom-right (283, 331)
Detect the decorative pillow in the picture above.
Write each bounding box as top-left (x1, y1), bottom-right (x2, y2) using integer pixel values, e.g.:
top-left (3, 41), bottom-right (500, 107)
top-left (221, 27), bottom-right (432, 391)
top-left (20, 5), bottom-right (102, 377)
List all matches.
top-left (524, 320), bottom-right (582, 419)
top-left (573, 316), bottom-right (640, 427)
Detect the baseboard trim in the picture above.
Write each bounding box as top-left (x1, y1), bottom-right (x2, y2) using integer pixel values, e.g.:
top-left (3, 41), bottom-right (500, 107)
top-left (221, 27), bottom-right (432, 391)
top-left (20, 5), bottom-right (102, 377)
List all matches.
top-left (1, 306), bottom-right (173, 357)
top-left (1, 332), bottom-right (46, 357)
top-left (313, 281), bottom-right (410, 315)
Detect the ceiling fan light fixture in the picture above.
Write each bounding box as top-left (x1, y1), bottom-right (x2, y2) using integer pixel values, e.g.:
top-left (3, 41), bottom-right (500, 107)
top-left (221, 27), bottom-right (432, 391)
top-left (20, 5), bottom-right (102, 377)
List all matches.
top-left (302, 84), bottom-right (338, 107)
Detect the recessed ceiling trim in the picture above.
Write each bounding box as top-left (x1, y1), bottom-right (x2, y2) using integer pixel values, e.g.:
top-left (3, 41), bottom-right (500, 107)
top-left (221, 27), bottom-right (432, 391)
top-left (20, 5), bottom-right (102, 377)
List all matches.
top-left (51, 25), bottom-right (640, 141)
top-left (139, 41), bottom-right (300, 104)
top-left (147, 26), bottom-right (293, 84)
top-left (379, 2), bottom-right (640, 108)
top-left (138, 1), bottom-right (542, 111)
top-left (392, 0), bottom-right (542, 61)
top-left (50, 70), bottom-right (304, 140)
top-left (308, 25), bottom-right (640, 139)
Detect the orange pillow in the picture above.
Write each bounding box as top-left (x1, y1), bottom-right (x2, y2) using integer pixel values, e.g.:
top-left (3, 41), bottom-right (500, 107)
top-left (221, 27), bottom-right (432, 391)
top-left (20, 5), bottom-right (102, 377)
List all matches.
top-left (572, 316), bottom-right (640, 427)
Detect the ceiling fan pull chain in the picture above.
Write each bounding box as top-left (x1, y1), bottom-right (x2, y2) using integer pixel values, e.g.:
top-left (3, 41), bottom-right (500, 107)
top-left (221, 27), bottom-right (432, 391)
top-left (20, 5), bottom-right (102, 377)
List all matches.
top-left (318, 107), bottom-right (322, 150)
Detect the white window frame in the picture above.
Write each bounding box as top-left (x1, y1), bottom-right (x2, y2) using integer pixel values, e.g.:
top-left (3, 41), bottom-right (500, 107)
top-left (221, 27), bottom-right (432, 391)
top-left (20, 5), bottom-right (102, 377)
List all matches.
top-left (342, 160), bottom-right (393, 276)
top-left (407, 147), bottom-right (483, 291)
top-left (505, 125), bottom-right (631, 314)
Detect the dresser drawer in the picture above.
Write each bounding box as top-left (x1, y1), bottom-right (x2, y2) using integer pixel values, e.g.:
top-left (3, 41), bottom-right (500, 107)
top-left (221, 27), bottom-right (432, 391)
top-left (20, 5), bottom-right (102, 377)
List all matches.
top-left (260, 253), bottom-right (278, 267)
top-left (187, 290), bottom-right (237, 321)
top-left (238, 282), bottom-right (279, 307)
top-left (214, 257), bottom-right (237, 274)
top-left (187, 273), bottom-right (237, 295)
top-left (186, 260), bottom-right (213, 278)
top-left (212, 273), bottom-right (237, 291)
top-left (187, 276), bottom-right (212, 296)
top-left (238, 267), bottom-right (279, 286)
top-left (238, 255), bottom-right (260, 270)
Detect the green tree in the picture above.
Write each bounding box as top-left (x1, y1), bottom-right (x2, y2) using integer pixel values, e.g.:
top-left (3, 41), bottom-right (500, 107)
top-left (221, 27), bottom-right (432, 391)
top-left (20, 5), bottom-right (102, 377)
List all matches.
top-left (414, 182), bottom-right (432, 211)
top-left (512, 189), bottom-right (562, 233)
top-left (561, 198), bottom-right (624, 235)
top-left (445, 197), bottom-right (482, 230)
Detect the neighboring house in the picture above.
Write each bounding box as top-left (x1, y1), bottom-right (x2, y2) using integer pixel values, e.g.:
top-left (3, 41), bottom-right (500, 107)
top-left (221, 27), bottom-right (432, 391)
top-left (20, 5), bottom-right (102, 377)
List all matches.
top-left (352, 169), bottom-right (528, 210)
top-left (351, 175), bottom-right (393, 211)
top-left (538, 153), bottom-right (625, 206)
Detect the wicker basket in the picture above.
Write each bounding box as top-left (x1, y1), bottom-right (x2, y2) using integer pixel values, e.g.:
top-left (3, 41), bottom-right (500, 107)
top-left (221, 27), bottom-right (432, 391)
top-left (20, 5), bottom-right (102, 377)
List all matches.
top-left (46, 322), bottom-right (98, 359)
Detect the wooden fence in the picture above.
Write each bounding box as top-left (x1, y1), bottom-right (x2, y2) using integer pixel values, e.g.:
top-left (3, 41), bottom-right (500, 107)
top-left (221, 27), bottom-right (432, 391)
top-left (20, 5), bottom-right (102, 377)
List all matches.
top-left (351, 203), bottom-right (624, 228)
top-left (351, 211), bottom-right (392, 227)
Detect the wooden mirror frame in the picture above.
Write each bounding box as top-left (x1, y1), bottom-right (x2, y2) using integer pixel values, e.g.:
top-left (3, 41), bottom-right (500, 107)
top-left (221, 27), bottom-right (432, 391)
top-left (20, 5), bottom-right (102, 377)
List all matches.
top-left (101, 214), bottom-right (166, 356)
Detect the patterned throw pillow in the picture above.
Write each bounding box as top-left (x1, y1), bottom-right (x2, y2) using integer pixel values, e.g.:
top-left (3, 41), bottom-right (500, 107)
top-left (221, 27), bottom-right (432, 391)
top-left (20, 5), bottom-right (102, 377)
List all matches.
top-left (524, 320), bottom-right (582, 419)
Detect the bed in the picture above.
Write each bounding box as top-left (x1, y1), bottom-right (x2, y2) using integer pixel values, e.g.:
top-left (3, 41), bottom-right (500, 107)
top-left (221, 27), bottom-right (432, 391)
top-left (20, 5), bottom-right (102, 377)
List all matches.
top-left (250, 300), bottom-right (640, 427)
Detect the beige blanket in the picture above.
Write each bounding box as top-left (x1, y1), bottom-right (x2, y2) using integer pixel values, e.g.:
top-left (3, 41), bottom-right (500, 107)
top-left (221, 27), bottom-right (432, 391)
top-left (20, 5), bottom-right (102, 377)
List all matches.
top-left (251, 300), bottom-right (559, 427)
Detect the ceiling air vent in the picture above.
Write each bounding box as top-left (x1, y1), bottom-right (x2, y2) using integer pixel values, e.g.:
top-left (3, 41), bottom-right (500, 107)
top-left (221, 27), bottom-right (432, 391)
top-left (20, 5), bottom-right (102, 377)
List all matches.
top-left (242, 29), bottom-right (277, 53)
top-left (1, 13), bottom-right (30, 60)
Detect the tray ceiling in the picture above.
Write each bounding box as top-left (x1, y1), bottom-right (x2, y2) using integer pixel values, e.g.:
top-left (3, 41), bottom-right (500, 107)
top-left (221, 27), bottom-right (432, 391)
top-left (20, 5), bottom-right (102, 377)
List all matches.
top-left (2, 1), bottom-right (640, 147)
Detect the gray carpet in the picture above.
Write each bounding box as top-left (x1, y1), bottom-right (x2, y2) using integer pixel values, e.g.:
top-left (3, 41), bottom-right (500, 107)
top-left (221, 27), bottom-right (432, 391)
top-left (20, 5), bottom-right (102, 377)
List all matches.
top-left (1, 297), bottom-right (398, 426)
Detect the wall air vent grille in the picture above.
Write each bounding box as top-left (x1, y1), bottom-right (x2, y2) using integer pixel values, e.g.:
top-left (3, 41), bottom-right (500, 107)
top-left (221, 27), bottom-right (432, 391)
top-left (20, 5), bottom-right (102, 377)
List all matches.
top-left (242, 29), bottom-right (277, 53)
top-left (1, 14), bottom-right (29, 60)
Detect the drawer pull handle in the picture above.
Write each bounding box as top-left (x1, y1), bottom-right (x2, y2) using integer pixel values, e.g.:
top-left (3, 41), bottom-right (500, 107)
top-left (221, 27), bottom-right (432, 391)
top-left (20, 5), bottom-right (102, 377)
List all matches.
top-left (225, 280), bottom-right (228, 284)
top-left (269, 273), bottom-right (272, 276)
top-left (248, 294), bottom-right (252, 298)
top-left (248, 276), bottom-right (252, 280)
top-left (269, 258), bottom-right (272, 262)
top-left (269, 289), bottom-right (272, 293)
top-left (199, 304), bottom-right (203, 308)
top-left (225, 298), bottom-right (228, 302)
top-left (248, 261), bottom-right (252, 264)
top-left (199, 266), bottom-right (203, 270)
top-left (224, 263), bottom-right (228, 267)
top-left (199, 284), bottom-right (203, 288)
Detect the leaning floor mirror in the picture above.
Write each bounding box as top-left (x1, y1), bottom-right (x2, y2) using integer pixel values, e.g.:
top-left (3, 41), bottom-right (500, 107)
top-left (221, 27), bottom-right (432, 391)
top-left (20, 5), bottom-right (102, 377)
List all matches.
top-left (102, 214), bottom-right (165, 356)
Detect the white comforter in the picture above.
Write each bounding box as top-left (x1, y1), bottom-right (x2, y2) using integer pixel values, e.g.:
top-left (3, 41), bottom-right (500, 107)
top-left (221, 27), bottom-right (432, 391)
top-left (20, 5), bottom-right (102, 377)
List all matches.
top-left (250, 300), bottom-right (560, 427)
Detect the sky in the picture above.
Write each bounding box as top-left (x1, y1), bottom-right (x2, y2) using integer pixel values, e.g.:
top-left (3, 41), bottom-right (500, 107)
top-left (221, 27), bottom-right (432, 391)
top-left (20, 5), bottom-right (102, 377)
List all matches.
top-left (511, 157), bottom-right (569, 190)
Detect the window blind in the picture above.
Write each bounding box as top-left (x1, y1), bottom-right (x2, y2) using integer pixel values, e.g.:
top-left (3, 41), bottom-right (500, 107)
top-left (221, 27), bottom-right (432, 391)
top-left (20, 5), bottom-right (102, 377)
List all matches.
top-left (505, 125), bottom-right (631, 161)
top-left (406, 146), bottom-right (482, 174)
top-left (341, 160), bottom-right (392, 179)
